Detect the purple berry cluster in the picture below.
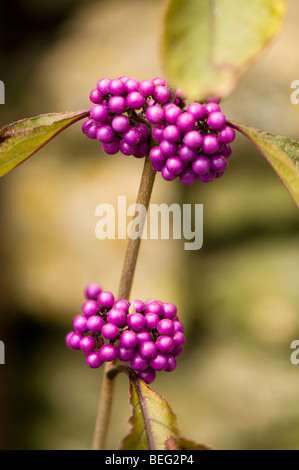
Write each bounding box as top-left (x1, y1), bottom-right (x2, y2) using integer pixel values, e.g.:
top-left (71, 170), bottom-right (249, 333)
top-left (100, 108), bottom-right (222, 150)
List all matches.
top-left (149, 99), bottom-right (236, 184)
top-left (65, 283), bottom-right (184, 384)
top-left (82, 76), bottom-right (236, 184)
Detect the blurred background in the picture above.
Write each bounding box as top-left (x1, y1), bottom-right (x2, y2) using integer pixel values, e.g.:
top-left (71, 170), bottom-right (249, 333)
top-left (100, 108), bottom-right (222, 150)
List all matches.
top-left (0, 0), bottom-right (299, 450)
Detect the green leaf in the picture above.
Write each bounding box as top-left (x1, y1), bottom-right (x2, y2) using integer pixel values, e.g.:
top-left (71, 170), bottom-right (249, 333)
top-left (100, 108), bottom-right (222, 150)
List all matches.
top-left (116, 366), bottom-right (210, 450)
top-left (162, 0), bottom-right (286, 100)
top-left (0, 109), bottom-right (89, 177)
top-left (231, 121), bottom-right (299, 208)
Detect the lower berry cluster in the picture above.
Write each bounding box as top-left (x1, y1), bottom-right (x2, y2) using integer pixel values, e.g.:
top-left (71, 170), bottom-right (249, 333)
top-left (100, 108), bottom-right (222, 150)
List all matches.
top-left (66, 283), bottom-right (184, 384)
top-left (82, 76), bottom-right (236, 185)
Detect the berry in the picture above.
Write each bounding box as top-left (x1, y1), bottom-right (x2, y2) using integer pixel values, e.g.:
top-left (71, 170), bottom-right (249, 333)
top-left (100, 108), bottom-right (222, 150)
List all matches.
top-left (127, 313), bottom-right (146, 332)
top-left (82, 300), bottom-right (99, 317)
top-left (86, 315), bottom-right (104, 334)
top-left (80, 336), bottom-right (96, 354)
top-left (192, 155), bottom-right (211, 175)
top-left (107, 308), bottom-right (127, 327)
top-left (120, 330), bottom-right (138, 349)
top-left (86, 352), bottom-right (103, 369)
top-left (85, 283), bottom-right (102, 300)
top-left (101, 322), bottom-right (119, 340)
top-left (166, 157), bottom-right (185, 176)
top-left (97, 291), bottom-right (115, 309)
top-left (99, 344), bottom-right (118, 362)
top-left (179, 170), bottom-right (198, 185)
top-left (67, 332), bottom-right (82, 350)
top-left (126, 92), bottom-right (145, 110)
top-left (218, 125), bottom-right (236, 144)
top-left (156, 335), bottom-right (174, 354)
top-left (73, 315), bottom-right (88, 334)
top-left (138, 368), bottom-right (156, 384)
top-left (208, 111), bottom-right (226, 130)
top-left (202, 134), bottom-right (220, 154)
top-left (150, 353), bottom-right (168, 371)
top-left (139, 79), bottom-right (155, 96)
top-left (146, 104), bottom-right (165, 124)
top-left (108, 96), bottom-right (127, 114)
top-left (139, 341), bottom-right (157, 360)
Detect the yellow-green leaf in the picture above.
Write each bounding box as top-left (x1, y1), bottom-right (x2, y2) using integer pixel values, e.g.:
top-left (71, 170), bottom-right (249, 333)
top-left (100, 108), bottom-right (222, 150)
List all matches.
top-left (231, 121), bottom-right (299, 208)
top-left (116, 367), bottom-right (210, 450)
top-left (162, 0), bottom-right (286, 100)
top-left (0, 110), bottom-right (89, 177)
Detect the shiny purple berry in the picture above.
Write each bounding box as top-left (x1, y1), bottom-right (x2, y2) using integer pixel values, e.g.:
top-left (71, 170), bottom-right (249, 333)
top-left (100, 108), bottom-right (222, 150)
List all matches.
top-left (85, 283), bottom-right (102, 300)
top-left (176, 113), bottom-right (196, 132)
top-left (157, 319), bottom-right (174, 336)
top-left (86, 315), bottom-right (104, 334)
top-left (173, 331), bottom-right (185, 347)
top-left (139, 79), bottom-right (155, 96)
top-left (123, 127), bottom-right (141, 146)
top-left (101, 322), bottom-right (119, 340)
top-left (218, 125), bottom-right (236, 144)
top-left (90, 104), bottom-right (108, 122)
top-left (130, 353), bottom-right (148, 371)
top-left (107, 308), bottom-right (127, 327)
top-left (204, 102), bottom-right (221, 114)
top-left (102, 139), bottom-right (120, 155)
top-left (139, 341), bottom-right (157, 360)
top-left (165, 355), bottom-right (177, 372)
top-left (146, 105), bottom-right (165, 125)
top-left (192, 155), bottom-right (211, 175)
top-left (163, 125), bottom-right (181, 143)
top-left (210, 155), bottom-right (228, 173)
top-left (124, 78), bottom-right (140, 93)
top-left (156, 335), bottom-right (174, 354)
top-left (160, 140), bottom-right (178, 157)
top-left (109, 78), bottom-right (126, 95)
top-left (132, 300), bottom-right (145, 313)
top-left (85, 122), bottom-right (98, 139)
top-left (120, 330), bottom-right (138, 349)
top-left (82, 300), bottom-right (99, 317)
top-left (99, 344), bottom-right (118, 362)
top-left (186, 102), bottom-right (205, 120)
top-left (97, 291), bottom-right (115, 309)
top-left (89, 89), bottom-right (103, 104)
top-left (161, 166), bottom-right (177, 181)
top-left (202, 134), bottom-right (220, 154)
top-left (97, 125), bottom-right (115, 143)
top-left (183, 130), bottom-right (203, 149)
top-left (149, 353), bottom-right (168, 371)
top-left (97, 78), bottom-right (111, 95)
top-left (86, 352), bottom-right (103, 369)
top-left (118, 347), bottom-right (135, 362)
top-left (73, 315), bottom-right (88, 333)
top-left (67, 332), bottom-right (82, 350)
top-left (138, 368), bottom-right (156, 384)
top-left (127, 313), bottom-right (145, 332)
top-left (178, 144), bottom-right (197, 162)
top-left (179, 169), bottom-right (198, 185)
top-left (162, 303), bottom-right (177, 320)
top-left (108, 96), bottom-right (127, 113)
top-left (153, 85), bottom-right (170, 104)
top-left (126, 91), bottom-right (145, 110)
top-left (150, 147), bottom-right (166, 166)
top-left (198, 171), bottom-right (215, 183)
top-left (164, 104), bottom-right (182, 124)
top-left (166, 156), bottom-right (185, 176)
top-left (144, 313), bottom-right (160, 329)
top-left (135, 123), bottom-right (150, 141)
top-left (111, 115), bottom-right (130, 134)
top-left (114, 299), bottom-right (130, 313)
top-left (80, 335), bottom-right (96, 354)
top-left (208, 111), bottom-right (226, 130)
top-left (136, 330), bottom-right (151, 344)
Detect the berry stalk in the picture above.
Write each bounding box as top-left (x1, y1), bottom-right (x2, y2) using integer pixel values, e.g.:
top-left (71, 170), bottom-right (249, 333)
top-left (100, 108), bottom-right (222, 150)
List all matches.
top-left (92, 145), bottom-right (156, 450)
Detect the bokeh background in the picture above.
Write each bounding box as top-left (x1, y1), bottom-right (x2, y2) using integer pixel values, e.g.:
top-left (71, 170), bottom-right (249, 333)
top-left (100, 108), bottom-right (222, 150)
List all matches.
top-left (0, 0), bottom-right (299, 450)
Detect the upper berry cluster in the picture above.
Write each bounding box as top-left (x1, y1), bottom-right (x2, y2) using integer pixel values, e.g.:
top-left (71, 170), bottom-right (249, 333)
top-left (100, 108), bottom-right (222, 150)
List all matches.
top-left (82, 77), bottom-right (236, 185)
top-left (66, 283), bottom-right (184, 384)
